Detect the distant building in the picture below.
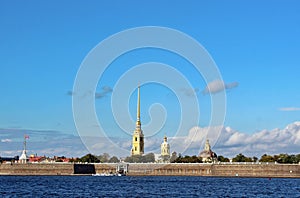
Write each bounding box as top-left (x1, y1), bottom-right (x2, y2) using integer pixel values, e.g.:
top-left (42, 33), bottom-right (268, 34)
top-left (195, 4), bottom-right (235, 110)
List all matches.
top-left (160, 136), bottom-right (170, 162)
top-left (19, 150), bottom-right (28, 164)
top-left (199, 139), bottom-right (217, 163)
top-left (19, 135), bottom-right (29, 164)
top-left (29, 154), bottom-right (46, 163)
top-left (131, 85), bottom-right (144, 156)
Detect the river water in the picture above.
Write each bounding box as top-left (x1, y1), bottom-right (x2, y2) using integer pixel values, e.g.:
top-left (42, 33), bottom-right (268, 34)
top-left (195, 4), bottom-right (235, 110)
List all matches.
top-left (0, 176), bottom-right (299, 197)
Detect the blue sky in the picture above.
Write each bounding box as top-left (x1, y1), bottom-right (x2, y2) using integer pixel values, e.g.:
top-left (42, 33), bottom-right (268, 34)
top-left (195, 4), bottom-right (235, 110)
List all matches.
top-left (1, 1), bottom-right (300, 157)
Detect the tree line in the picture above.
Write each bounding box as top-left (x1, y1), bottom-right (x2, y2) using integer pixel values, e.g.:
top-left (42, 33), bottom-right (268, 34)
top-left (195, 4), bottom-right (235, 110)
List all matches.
top-left (70, 153), bottom-right (120, 163)
top-left (72, 152), bottom-right (300, 164)
top-left (218, 153), bottom-right (300, 164)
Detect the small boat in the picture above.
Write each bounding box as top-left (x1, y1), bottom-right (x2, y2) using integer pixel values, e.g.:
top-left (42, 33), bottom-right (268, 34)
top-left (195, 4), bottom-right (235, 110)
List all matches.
top-left (92, 173), bottom-right (123, 176)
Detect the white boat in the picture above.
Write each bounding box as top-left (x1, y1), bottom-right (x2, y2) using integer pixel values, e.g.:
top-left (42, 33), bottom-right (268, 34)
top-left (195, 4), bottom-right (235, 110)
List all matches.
top-left (92, 173), bottom-right (123, 176)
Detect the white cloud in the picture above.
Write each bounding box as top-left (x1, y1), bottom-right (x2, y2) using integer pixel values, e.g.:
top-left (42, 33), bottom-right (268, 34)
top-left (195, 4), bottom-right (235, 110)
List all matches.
top-left (1, 139), bottom-right (12, 143)
top-left (172, 122), bottom-right (300, 158)
top-left (279, 107), bottom-right (300, 111)
top-left (202, 80), bottom-right (238, 95)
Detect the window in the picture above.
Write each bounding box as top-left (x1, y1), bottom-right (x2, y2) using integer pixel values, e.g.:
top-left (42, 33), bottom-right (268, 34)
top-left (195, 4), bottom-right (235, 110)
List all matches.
top-left (135, 147), bottom-right (137, 151)
top-left (135, 137), bottom-right (137, 141)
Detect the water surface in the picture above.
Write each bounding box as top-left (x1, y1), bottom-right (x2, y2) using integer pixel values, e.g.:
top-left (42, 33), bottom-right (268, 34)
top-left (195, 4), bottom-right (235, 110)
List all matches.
top-left (0, 176), bottom-right (299, 197)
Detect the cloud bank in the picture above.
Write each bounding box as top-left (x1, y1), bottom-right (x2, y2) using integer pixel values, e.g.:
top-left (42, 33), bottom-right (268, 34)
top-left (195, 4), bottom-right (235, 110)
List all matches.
top-left (0, 129), bottom-right (88, 157)
top-left (1, 121), bottom-right (299, 158)
top-left (173, 122), bottom-right (300, 158)
top-left (202, 80), bottom-right (239, 95)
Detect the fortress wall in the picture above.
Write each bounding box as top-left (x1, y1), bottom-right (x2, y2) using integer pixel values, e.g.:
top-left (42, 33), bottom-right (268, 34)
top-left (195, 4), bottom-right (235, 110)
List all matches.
top-left (94, 163), bottom-right (117, 174)
top-left (0, 163), bottom-right (74, 175)
top-left (211, 164), bottom-right (300, 178)
top-left (127, 163), bottom-right (212, 176)
top-left (126, 163), bottom-right (300, 178)
top-left (0, 163), bottom-right (299, 177)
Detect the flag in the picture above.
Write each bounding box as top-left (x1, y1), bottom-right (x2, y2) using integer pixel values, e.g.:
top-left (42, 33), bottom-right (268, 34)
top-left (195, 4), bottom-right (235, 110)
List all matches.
top-left (24, 135), bottom-right (29, 139)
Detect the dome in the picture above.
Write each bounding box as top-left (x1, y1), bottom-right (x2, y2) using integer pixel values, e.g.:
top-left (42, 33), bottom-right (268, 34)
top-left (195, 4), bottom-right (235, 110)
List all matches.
top-left (198, 139), bottom-right (217, 162)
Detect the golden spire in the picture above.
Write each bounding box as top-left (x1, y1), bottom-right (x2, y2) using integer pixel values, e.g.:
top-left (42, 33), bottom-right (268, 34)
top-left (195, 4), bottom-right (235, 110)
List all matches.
top-left (136, 84), bottom-right (141, 126)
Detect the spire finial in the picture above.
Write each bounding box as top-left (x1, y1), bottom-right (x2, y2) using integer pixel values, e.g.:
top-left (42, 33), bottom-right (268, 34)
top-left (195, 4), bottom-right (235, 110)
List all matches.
top-left (136, 84), bottom-right (141, 125)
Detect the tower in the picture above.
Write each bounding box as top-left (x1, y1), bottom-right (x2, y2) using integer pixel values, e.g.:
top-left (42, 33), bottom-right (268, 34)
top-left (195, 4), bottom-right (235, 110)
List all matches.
top-left (131, 85), bottom-right (144, 156)
top-left (204, 139), bottom-right (211, 151)
top-left (160, 136), bottom-right (170, 162)
top-left (19, 135), bottom-right (29, 164)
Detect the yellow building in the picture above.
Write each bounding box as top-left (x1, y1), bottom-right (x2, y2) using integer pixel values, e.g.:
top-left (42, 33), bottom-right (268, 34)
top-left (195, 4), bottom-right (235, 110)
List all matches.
top-left (131, 85), bottom-right (144, 156)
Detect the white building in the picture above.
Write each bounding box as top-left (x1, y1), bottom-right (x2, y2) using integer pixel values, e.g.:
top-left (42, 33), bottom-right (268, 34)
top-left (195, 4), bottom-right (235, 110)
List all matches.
top-left (19, 135), bottom-right (29, 164)
top-left (160, 136), bottom-right (170, 163)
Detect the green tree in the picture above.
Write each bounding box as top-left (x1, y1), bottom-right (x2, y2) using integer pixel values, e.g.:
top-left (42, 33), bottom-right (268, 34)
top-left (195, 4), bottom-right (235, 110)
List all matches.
top-left (98, 153), bottom-right (110, 163)
top-left (124, 155), bottom-right (142, 163)
top-left (217, 155), bottom-right (230, 162)
top-left (80, 154), bottom-right (100, 163)
top-left (108, 156), bottom-right (119, 163)
top-left (142, 153), bottom-right (155, 163)
top-left (124, 153), bottom-right (156, 163)
top-left (259, 153), bottom-right (300, 164)
top-left (296, 154), bottom-right (300, 163)
top-left (173, 155), bottom-right (202, 163)
top-left (69, 158), bottom-right (80, 163)
top-left (253, 156), bottom-right (258, 162)
top-left (188, 155), bottom-right (202, 163)
top-left (277, 154), bottom-right (298, 164)
top-left (232, 153), bottom-right (253, 162)
top-left (259, 154), bottom-right (275, 162)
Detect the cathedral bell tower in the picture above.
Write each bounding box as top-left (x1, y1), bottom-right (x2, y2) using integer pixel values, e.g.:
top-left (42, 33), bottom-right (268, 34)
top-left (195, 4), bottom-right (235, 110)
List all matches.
top-left (161, 136), bottom-right (170, 157)
top-left (131, 85), bottom-right (144, 156)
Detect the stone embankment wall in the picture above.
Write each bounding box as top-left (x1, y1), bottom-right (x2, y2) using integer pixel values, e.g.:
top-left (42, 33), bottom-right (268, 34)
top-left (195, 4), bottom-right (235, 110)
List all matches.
top-left (94, 163), bottom-right (117, 174)
top-left (0, 163), bottom-right (299, 178)
top-left (125, 163), bottom-right (300, 178)
top-left (127, 163), bottom-right (212, 176)
top-left (0, 163), bottom-right (74, 175)
top-left (211, 164), bottom-right (299, 178)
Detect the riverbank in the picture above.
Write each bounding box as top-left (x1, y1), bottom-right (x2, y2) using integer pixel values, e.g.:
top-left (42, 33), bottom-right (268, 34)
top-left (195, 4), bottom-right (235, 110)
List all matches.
top-left (0, 163), bottom-right (299, 178)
